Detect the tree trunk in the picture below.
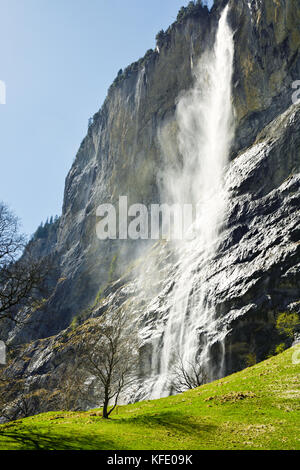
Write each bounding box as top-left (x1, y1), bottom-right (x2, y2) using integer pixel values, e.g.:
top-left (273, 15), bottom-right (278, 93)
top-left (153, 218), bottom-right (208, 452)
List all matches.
top-left (102, 397), bottom-right (109, 419)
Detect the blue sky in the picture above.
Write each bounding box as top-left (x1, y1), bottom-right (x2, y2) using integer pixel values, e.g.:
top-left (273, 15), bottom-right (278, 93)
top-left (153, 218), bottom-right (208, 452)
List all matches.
top-left (0, 0), bottom-right (213, 236)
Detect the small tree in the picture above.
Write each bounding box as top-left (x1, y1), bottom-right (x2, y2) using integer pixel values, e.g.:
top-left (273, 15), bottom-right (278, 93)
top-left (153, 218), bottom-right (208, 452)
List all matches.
top-left (79, 310), bottom-right (138, 419)
top-left (177, 6), bottom-right (187, 22)
top-left (56, 367), bottom-right (88, 412)
top-left (187, 1), bottom-right (196, 14)
top-left (170, 355), bottom-right (207, 393)
top-left (156, 30), bottom-right (166, 49)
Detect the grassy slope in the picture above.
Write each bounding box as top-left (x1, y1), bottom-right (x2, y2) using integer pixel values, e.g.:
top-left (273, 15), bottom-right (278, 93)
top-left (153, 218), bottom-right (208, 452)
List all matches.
top-left (0, 346), bottom-right (299, 450)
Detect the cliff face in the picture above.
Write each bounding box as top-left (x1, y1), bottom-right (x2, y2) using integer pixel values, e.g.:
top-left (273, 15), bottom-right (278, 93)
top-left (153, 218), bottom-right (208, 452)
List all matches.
top-left (230, 0), bottom-right (300, 153)
top-left (7, 5), bottom-right (214, 342)
top-left (2, 0), bottom-right (300, 416)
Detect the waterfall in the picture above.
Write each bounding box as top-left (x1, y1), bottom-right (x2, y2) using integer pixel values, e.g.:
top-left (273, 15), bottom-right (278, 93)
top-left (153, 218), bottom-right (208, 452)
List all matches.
top-left (151, 5), bottom-right (235, 398)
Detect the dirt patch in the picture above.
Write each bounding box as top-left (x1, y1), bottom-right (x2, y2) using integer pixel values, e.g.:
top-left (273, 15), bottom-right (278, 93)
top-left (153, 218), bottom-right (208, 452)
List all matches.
top-left (205, 391), bottom-right (257, 403)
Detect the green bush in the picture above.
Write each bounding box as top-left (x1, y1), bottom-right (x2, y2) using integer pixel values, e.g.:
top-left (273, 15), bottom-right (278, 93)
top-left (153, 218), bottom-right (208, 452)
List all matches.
top-left (276, 312), bottom-right (300, 338)
top-left (70, 316), bottom-right (79, 331)
top-left (108, 253), bottom-right (118, 283)
top-left (93, 287), bottom-right (103, 308)
top-left (275, 343), bottom-right (286, 355)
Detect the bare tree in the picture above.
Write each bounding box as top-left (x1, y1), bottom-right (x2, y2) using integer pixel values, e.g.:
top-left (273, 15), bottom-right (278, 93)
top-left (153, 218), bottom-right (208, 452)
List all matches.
top-left (170, 355), bottom-right (207, 393)
top-left (0, 386), bottom-right (50, 422)
top-left (0, 372), bottom-right (31, 421)
top-left (0, 202), bottom-right (52, 322)
top-left (0, 362), bottom-right (53, 422)
top-left (79, 310), bottom-right (138, 419)
top-left (55, 362), bottom-right (92, 412)
top-left (0, 203), bottom-right (24, 268)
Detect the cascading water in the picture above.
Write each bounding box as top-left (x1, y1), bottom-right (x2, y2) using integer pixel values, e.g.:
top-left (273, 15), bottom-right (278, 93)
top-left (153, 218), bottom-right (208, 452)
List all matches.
top-left (150, 5), bottom-right (235, 398)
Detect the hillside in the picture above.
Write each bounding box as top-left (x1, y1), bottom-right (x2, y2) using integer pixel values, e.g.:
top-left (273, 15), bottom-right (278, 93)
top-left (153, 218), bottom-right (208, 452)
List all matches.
top-left (0, 346), bottom-right (299, 450)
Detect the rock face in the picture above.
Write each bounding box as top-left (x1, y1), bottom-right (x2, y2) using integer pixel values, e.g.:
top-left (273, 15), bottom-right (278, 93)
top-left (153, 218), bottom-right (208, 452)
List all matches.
top-left (230, 0), bottom-right (300, 153)
top-left (1, 0), bottom-right (300, 416)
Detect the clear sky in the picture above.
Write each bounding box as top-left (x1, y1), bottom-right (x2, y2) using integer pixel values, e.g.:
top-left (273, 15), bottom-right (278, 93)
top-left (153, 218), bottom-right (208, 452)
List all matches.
top-left (0, 0), bottom-right (213, 237)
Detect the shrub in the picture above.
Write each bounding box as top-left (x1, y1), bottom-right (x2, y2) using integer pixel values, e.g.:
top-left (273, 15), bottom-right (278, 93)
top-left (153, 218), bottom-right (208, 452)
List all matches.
top-left (108, 253), bottom-right (118, 283)
top-left (156, 30), bottom-right (166, 48)
top-left (177, 6), bottom-right (187, 22)
top-left (275, 343), bottom-right (286, 355)
top-left (93, 287), bottom-right (103, 308)
top-left (245, 352), bottom-right (256, 367)
top-left (71, 316), bottom-right (79, 331)
top-left (33, 215), bottom-right (60, 241)
top-left (176, 1), bottom-right (207, 24)
top-left (276, 312), bottom-right (300, 338)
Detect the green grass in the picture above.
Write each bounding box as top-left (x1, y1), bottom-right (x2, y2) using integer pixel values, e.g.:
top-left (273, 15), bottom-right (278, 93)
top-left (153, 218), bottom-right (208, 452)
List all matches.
top-left (0, 346), bottom-right (299, 450)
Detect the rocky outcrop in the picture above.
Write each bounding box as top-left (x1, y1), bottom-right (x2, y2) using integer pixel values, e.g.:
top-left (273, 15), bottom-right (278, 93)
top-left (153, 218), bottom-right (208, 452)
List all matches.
top-left (1, 0), bottom-right (300, 417)
top-left (229, 0), bottom-right (300, 154)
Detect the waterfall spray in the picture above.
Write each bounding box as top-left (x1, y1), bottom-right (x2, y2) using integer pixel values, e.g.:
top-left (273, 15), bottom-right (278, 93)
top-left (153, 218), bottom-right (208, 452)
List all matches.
top-left (151, 5), bottom-right (235, 398)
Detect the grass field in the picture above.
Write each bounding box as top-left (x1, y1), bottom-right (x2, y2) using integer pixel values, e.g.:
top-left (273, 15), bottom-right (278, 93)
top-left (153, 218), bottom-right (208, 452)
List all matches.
top-left (0, 346), bottom-right (299, 450)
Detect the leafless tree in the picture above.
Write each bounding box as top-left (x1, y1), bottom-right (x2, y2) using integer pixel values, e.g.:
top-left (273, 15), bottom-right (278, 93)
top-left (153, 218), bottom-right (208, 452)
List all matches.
top-left (0, 388), bottom-right (51, 422)
top-left (79, 310), bottom-right (139, 419)
top-left (0, 372), bottom-right (30, 421)
top-left (55, 363), bottom-right (92, 412)
top-left (170, 355), bottom-right (207, 393)
top-left (0, 202), bottom-right (53, 322)
top-left (0, 203), bottom-right (25, 267)
top-left (0, 364), bottom-right (52, 422)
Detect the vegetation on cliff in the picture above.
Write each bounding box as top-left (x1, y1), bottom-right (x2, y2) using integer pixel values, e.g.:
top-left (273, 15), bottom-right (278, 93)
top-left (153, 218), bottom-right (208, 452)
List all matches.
top-left (107, 1), bottom-right (209, 96)
top-left (32, 216), bottom-right (59, 241)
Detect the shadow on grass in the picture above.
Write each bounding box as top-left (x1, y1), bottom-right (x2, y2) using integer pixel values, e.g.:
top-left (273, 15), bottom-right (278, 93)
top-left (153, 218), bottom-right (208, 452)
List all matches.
top-left (118, 411), bottom-right (216, 437)
top-left (0, 411), bottom-right (216, 450)
top-left (0, 427), bottom-right (126, 450)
